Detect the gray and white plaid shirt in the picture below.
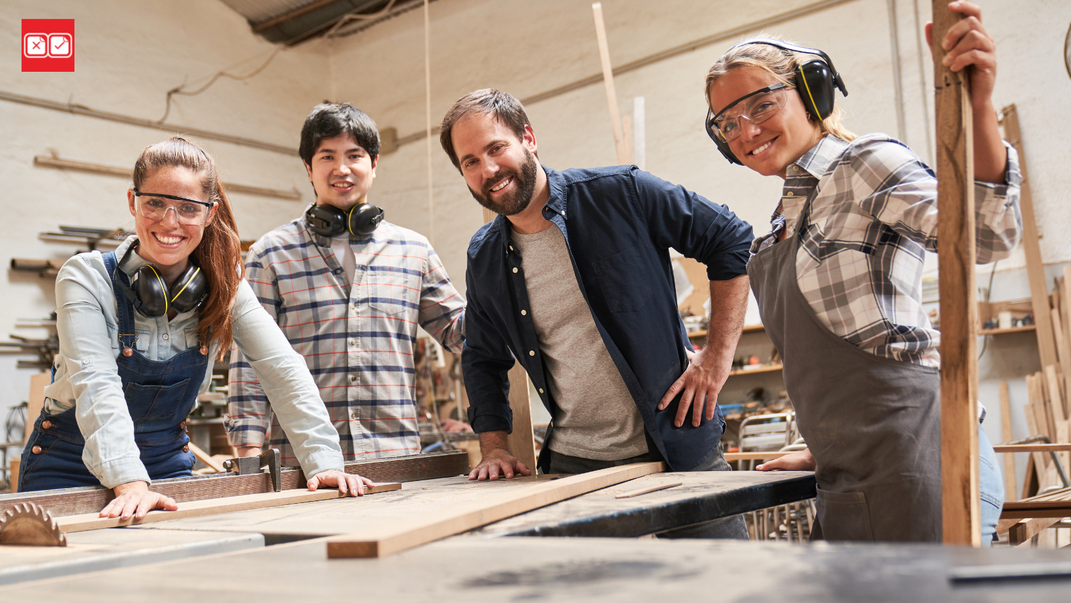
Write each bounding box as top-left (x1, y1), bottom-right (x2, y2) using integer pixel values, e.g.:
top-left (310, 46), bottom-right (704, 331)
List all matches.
top-left (226, 218), bottom-right (465, 465)
top-left (752, 134), bottom-right (1022, 367)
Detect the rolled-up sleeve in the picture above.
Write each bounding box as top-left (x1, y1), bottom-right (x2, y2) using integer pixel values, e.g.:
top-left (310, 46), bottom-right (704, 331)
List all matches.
top-left (631, 168), bottom-right (753, 281)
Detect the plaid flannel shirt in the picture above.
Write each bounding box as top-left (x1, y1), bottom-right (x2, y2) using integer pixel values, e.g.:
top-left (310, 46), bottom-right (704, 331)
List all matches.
top-left (752, 134), bottom-right (1022, 367)
top-left (226, 218), bottom-right (465, 465)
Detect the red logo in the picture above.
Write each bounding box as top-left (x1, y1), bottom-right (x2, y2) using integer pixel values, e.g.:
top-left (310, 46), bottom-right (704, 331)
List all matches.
top-left (22, 19), bottom-right (75, 72)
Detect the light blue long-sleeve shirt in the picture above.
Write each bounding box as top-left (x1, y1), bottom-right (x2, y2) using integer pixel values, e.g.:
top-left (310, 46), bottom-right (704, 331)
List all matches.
top-left (44, 236), bottom-right (344, 488)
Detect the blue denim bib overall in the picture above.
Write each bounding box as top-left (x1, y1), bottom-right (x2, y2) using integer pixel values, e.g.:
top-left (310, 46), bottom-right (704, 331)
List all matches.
top-left (19, 251), bottom-right (207, 491)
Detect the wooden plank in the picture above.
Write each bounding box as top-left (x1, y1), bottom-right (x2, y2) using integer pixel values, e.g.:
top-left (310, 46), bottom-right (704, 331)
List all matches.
top-left (999, 382), bottom-right (1017, 501)
top-left (506, 363), bottom-right (538, 474)
top-left (56, 482), bottom-right (401, 534)
top-left (724, 451), bottom-right (793, 462)
top-left (0, 451), bottom-right (469, 518)
top-left (933, 0), bottom-right (979, 546)
top-left (999, 105), bottom-right (1058, 369)
top-left (326, 461), bottom-right (665, 558)
top-left (1009, 517), bottom-right (1062, 545)
top-left (1062, 268), bottom-right (1071, 382)
top-left (591, 2), bottom-right (629, 164)
top-left (25, 373), bottom-right (50, 445)
top-left (614, 481), bottom-right (682, 499)
top-left (188, 442), bottom-right (225, 473)
top-left (481, 206), bottom-right (538, 474)
top-left (993, 443), bottom-right (1071, 453)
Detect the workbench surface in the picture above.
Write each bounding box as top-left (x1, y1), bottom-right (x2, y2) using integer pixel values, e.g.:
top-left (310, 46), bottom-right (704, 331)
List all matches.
top-left (3, 536), bottom-right (1070, 602)
top-left (0, 528), bottom-right (262, 586)
top-left (124, 469), bottom-right (816, 541)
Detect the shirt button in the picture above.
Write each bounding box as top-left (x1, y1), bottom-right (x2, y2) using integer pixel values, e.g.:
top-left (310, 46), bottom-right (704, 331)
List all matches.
top-left (351, 412), bottom-right (357, 420)
top-left (349, 338), bottom-right (357, 346)
top-left (538, 388), bottom-right (544, 394)
top-left (513, 267), bottom-right (519, 274)
top-left (349, 375), bottom-right (357, 382)
top-left (529, 350), bottom-right (535, 356)
top-left (41, 420), bottom-right (53, 430)
top-left (521, 309), bottom-right (527, 316)
top-left (162, 333), bottom-right (169, 340)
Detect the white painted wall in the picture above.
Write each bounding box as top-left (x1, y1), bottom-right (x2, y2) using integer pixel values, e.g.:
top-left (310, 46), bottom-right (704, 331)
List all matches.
top-left (1, 0), bottom-right (1069, 492)
top-left (0, 0), bottom-right (332, 445)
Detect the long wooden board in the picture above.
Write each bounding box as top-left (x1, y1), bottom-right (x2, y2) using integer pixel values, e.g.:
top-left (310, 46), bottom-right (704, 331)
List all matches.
top-left (933, 0), bottom-right (979, 546)
top-left (326, 461), bottom-right (665, 558)
top-left (0, 451), bottom-right (468, 518)
top-left (999, 382), bottom-right (1017, 501)
top-left (55, 483), bottom-right (401, 534)
top-left (999, 105), bottom-right (1058, 369)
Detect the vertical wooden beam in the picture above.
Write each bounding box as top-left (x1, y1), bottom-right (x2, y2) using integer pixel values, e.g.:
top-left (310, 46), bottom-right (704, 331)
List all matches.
top-left (999, 105), bottom-right (1058, 369)
top-left (932, 0), bottom-right (980, 546)
top-left (482, 208), bottom-right (538, 473)
top-left (999, 382), bottom-right (1017, 501)
top-left (591, 2), bottom-right (630, 165)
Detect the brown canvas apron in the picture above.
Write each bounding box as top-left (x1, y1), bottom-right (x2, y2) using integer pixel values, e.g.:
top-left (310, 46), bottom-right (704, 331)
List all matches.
top-left (747, 199), bottom-right (942, 542)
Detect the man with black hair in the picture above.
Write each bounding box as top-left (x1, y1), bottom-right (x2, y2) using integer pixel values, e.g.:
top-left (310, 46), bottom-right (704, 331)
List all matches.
top-left (226, 103), bottom-right (465, 465)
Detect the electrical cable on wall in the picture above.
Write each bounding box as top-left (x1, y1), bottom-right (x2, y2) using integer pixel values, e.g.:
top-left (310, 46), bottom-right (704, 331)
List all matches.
top-left (156, 0), bottom-right (400, 124)
top-left (424, 0), bottom-right (434, 245)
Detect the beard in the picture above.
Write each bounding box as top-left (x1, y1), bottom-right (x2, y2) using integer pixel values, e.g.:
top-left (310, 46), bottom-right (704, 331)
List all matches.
top-left (467, 147), bottom-right (538, 217)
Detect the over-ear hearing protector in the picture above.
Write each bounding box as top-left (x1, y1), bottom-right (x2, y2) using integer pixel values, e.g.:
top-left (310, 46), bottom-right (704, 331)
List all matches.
top-left (709, 39), bottom-right (849, 165)
top-left (304, 202), bottom-right (384, 237)
top-left (117, 259), bottom-right (208, 317)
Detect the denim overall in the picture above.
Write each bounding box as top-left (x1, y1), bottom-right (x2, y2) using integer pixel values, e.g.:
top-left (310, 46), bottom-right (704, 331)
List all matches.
top-left (747, 194), bottom-right (1003, 542)
top-left (19, 251), bottom-right (206, 491)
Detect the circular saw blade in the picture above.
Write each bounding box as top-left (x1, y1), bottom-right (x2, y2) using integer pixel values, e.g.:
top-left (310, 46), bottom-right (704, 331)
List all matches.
top-left (0, 502), bottom-right (67, 546)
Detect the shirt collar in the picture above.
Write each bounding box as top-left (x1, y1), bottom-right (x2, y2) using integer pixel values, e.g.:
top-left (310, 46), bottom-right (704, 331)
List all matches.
top-left (791, 134), bottom-right (849, 180)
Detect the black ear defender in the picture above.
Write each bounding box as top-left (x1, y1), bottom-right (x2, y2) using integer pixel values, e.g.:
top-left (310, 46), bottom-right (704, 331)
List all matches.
top-left (708, 39), bottom-right (849, 165)
top-left (304, 202), bottom-right (385, 237)
top-left (117, 259), bottom-right (208, 317)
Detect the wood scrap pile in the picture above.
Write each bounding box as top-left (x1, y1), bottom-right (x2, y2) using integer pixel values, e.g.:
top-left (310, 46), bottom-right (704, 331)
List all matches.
top-left (999, 268), bottom-right (1071, 545)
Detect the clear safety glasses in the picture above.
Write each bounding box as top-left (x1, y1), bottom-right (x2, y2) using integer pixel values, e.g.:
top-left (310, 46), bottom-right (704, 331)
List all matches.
top-left (133, 190), bottom-right (217, 225)
top-left (706, 83), bottom-right (790, 144)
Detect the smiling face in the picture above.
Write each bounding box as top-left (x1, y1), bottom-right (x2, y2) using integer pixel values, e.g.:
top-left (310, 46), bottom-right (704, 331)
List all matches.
top-left (127, 165), bottom-right (213, 283)
top-left (305, 133), bottom-right (378, 211)
top-left (708, 66), bottom-right (822, 178)
top-left (451, 113), bottom-right (541, 217)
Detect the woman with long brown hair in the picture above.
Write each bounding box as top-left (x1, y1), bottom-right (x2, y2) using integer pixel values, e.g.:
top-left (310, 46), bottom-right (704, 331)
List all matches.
top-left (19, 137), bottom-right (371, 518)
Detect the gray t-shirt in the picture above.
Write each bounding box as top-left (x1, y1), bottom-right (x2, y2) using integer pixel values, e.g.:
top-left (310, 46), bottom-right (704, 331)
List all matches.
top-left (511, 226), bottom-right (647, 461)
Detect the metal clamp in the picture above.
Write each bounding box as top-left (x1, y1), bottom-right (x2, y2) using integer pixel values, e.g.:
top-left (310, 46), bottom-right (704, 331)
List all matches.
top-left (222, 448), bottom-right (282, 492)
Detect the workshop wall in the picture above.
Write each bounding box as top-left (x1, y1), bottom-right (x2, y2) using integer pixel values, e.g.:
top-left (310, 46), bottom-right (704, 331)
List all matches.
top-left (0, 0), bottom-right (332, 436)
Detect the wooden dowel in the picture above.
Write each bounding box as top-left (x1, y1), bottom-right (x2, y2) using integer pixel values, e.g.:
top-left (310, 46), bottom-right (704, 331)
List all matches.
top-left (591, 2), bottom-right (629, 164)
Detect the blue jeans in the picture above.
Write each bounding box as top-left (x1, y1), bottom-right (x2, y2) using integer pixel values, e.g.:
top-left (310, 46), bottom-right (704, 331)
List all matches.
top-left (978, 424), bottom-right (1004, 546)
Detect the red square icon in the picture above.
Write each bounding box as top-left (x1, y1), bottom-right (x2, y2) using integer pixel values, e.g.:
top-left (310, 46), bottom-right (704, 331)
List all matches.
top-left (22, 19), bottom-right (75, 72)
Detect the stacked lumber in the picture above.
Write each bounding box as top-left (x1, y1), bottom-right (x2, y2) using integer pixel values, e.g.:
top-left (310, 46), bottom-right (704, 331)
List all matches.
top-left (1000, 270), bottom-right (1071, 545)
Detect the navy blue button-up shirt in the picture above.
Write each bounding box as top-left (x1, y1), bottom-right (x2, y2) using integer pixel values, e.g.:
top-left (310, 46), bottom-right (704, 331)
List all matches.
top-left (463, 165), bottom-right (753, 471)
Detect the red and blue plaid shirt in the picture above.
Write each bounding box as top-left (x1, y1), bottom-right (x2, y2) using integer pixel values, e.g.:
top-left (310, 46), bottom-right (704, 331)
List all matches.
top-left (226, 218), bottom-right (465, 465)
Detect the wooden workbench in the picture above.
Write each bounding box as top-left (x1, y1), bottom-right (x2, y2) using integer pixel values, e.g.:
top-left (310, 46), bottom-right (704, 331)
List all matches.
top-left (0, 469), bottom-right (814, 584)
top-left (120, 470), bottom-right (816, 542)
